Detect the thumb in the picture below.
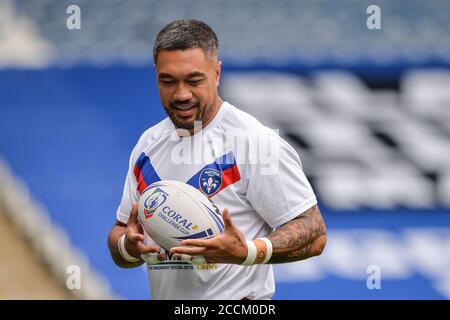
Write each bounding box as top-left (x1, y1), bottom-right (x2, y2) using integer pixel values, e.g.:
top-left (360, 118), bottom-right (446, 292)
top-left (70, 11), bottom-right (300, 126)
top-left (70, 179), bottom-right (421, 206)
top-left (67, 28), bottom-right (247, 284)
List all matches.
top-left (128, 202), bottom-right (139, 225)
top-left (221, 208), bottom-right (234, 230)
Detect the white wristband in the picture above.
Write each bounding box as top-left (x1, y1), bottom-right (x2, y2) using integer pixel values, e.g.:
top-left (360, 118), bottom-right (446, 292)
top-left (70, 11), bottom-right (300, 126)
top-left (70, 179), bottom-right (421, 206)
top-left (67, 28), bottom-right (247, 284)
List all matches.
top-left (257, 237), bottom-right (273, 264)
top-left (118, 234), bottom-right (140, 263)
top-left (241, 240), bottom-right (257, 266)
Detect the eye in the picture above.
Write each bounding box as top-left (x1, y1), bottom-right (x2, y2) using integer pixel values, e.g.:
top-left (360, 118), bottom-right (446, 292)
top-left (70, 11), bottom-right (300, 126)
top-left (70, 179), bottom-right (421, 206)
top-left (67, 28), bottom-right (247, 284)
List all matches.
top-left (187, 79), bottom-right (202, 85)
top-left (160, 79), bottom-right (174, 85)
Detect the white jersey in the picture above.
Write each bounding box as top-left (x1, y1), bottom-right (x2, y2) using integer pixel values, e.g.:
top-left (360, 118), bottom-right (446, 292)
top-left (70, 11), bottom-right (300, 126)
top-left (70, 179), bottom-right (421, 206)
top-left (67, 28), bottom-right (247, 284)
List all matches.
top-left (116, 101), bottom-right (317, 300)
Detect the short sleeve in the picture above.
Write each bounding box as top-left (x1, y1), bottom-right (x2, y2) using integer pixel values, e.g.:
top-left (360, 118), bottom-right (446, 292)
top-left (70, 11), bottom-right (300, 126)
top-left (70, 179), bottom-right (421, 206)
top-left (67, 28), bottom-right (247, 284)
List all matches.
top-left (245, 129), bottom-right (317, 228)
top-left (116, 152), bottom-right (139, 224)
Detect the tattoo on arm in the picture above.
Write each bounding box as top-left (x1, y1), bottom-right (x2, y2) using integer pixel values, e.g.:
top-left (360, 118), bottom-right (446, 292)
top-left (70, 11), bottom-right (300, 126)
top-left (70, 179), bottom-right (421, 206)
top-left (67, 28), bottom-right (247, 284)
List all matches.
top-left (267, 205), bottom-right (327, 264)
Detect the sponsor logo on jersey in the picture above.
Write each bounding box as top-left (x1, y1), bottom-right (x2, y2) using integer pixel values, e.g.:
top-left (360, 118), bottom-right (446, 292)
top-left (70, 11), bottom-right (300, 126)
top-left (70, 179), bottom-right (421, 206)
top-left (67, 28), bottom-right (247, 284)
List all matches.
top-left (199, 168), bottom-right (222, 196)
top-left (143, 188), bottom-right (167, 218)
top-left (146, 250), bottom-right (215, 270)
top-left (158, 206), bottom-right (199, 235)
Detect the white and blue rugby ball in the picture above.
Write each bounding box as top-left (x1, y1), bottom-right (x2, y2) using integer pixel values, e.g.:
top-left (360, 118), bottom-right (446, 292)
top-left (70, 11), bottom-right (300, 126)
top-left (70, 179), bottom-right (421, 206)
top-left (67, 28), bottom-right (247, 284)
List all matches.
top-left (137, 180), bottom-right (225, 251)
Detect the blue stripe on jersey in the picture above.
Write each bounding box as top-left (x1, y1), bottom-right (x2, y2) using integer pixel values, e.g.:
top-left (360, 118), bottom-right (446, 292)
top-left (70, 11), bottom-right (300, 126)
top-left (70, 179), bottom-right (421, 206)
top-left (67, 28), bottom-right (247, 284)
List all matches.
top-left (135, 152), bottom-right (161, 187)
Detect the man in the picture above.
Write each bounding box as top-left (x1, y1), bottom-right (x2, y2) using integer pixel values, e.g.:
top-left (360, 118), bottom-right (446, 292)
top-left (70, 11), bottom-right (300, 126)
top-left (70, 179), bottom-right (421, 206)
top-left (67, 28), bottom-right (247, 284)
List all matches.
top-left (108, 19), bottom-right (326, 300)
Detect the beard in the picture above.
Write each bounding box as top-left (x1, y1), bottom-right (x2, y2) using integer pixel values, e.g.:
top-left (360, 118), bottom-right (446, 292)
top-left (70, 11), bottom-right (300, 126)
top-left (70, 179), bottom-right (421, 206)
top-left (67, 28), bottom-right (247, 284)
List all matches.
top-left (164, 99), bottom-right (207, 130)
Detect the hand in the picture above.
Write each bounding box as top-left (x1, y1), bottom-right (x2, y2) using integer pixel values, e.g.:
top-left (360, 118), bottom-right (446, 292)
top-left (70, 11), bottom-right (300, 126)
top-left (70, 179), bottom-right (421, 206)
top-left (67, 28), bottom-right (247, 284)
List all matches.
top-left (125, 203), bottom-right (162, 260)
top-left (170, 208), bottom-right (248, 264)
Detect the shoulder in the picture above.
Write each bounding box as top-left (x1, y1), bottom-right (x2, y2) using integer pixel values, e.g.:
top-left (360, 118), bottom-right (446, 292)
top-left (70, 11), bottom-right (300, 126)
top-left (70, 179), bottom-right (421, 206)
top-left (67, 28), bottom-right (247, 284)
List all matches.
top-left (220, 101), bottom-right (267, 132)
top-left (221, 101), bottom-right (284, 146)
top-left (220, 102), bottom-right (301, 175)
top-left (129, 117), bottom-right (173, 161)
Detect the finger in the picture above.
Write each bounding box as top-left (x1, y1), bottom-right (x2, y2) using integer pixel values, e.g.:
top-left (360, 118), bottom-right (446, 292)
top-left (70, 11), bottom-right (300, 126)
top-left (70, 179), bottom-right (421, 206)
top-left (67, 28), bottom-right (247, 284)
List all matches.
top-left (128, 203), bottom-right (139, 225)
top-left (180, 238), bottom-right (216, 248)
top-left (221, 208), bottom-right (234, 230)
top-left (127, 231), bottom-right (144, 243)
top-left (170, 246), bottom-right (207, 255)
top-left (137, 241), bottom-right (161, 254)
top-left (157, 253), bottom-right (167, 261)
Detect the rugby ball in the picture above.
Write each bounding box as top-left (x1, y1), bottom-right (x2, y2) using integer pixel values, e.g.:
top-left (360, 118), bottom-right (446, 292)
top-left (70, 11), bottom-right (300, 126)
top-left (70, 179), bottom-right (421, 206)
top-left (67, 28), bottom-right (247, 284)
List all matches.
top-left (137, 180), bottom-right (224, 251)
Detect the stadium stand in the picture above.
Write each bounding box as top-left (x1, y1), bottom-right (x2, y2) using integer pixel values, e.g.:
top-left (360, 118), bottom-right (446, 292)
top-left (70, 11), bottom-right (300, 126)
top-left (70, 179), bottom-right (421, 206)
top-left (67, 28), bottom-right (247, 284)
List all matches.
top-left (222, 70), bottom-right (450, 209)
top-left (9, 0), bottom-right (450, 69)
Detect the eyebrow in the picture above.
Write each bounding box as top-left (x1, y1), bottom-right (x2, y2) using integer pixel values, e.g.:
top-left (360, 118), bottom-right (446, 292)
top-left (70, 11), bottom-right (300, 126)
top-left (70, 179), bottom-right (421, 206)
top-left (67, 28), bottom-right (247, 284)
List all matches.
top-left (158, 71), bottom-right (206, 79)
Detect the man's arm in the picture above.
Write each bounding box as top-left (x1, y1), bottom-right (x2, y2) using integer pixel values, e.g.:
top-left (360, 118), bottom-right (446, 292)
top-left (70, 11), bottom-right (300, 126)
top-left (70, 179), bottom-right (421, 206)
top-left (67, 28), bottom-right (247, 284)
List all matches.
top-left (108, 203), bottom-right (161, 268)
top-left (108, 221), bottom-right (145, 268)
top-left (267, 204), bottom-right (327, 264)
top-left (170, 204), bottom-right (326, 265)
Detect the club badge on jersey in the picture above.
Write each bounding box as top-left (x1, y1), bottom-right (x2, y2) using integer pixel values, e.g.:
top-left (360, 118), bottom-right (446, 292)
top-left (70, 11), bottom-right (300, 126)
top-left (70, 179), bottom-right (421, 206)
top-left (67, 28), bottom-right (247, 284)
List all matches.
top-left (199, 168), bottom-right (222, 196)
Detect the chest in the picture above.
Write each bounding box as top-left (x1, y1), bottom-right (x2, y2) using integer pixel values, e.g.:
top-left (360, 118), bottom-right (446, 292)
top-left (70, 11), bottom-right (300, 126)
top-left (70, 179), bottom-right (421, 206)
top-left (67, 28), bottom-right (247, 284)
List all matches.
top-left (135, 136), bottom-right (243, 200)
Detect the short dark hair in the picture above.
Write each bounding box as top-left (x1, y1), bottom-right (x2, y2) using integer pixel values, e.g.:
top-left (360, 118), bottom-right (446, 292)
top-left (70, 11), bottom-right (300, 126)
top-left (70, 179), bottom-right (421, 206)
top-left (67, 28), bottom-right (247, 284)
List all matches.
top-left (153, 19), bottom-right (219, 63)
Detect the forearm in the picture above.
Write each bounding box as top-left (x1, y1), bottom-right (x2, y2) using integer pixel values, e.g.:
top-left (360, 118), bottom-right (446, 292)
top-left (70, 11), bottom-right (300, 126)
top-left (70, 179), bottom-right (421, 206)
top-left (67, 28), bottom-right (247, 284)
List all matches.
top-left (108, 224), bottom-right (145, 268)
top-left (266, 204), bottom-right (327, 264)
top-left (168, 205), bottom-right (326, 266)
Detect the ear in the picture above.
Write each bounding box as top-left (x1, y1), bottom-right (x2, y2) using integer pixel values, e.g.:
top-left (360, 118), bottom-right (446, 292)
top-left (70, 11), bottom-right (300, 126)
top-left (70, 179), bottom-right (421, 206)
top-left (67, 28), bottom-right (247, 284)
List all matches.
top-left (215, 60), bottom-right (222, 87)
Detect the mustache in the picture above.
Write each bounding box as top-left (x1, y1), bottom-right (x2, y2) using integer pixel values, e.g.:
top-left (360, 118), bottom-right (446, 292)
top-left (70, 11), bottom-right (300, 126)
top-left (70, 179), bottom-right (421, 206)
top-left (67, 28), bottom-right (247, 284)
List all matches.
top-left (170, 100), bottom-right (198, 108)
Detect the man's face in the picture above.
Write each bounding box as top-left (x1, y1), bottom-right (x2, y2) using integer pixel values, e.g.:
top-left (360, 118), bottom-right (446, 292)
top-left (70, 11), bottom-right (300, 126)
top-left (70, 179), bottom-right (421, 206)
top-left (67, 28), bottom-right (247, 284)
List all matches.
top-left (155, 48), bottom-right (221, 130)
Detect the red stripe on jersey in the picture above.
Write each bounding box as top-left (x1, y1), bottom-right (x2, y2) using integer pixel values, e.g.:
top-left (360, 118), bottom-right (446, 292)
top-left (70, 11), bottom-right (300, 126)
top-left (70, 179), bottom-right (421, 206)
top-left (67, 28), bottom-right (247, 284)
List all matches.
top-left (135, 166), bottom-right (149, 194)
top-left (208, 164), bottom-right (241, 198)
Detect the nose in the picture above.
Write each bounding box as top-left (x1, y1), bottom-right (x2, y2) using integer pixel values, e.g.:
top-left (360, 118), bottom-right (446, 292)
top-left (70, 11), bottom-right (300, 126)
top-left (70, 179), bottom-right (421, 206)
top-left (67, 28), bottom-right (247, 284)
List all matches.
top-left (173, 83), bottom-right (193, 101)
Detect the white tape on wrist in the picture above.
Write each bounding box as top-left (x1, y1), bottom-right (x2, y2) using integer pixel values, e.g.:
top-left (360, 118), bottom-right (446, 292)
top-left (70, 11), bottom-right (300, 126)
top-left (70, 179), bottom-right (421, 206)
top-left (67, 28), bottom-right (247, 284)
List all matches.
top-left (118, 234), bottom-right (140, 263)
top-left (241, 240), bottom-right (257, 266)
top-left (257, 237), bottom-right (273, 264)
